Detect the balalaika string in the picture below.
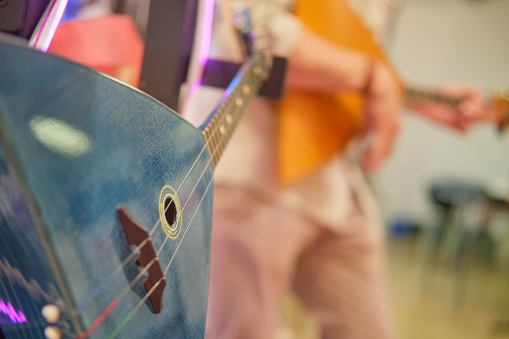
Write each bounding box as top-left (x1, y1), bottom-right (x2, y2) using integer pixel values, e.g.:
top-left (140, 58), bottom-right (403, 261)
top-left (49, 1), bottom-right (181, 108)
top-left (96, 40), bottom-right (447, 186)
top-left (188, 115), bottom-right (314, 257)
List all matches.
top-left (0, 184), bottom-right (51, 339)
top-left (70, 53), bottom-right (265, 338)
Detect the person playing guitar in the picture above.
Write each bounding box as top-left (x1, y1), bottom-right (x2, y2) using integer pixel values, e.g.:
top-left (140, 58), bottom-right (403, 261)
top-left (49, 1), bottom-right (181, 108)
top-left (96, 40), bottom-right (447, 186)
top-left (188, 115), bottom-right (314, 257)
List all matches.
top-left (199, 0), bottom-right (495, 338)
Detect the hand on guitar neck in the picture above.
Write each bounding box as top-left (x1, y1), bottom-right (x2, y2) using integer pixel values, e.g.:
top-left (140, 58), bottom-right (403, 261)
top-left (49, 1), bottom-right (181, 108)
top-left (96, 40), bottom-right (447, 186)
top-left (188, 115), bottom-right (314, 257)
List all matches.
top-left (361, 81), bottom-right (504, 172)
top-left (405, 84), bottom-right (505, 133)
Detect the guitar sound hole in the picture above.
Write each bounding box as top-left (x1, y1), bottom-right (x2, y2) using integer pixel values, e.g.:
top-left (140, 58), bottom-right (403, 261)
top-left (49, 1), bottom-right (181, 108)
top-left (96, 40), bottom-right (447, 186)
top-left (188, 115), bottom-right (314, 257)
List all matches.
top-left (164, 198), bottom-right (177, 226)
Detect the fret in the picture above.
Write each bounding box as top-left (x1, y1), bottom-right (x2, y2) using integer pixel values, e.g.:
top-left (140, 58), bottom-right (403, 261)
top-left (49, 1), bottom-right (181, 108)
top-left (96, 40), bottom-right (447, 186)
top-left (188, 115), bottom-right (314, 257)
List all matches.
top-left (217, 103), bottom-right (228, 155)
top-left (214, 105), bottom-right (227, 165)
top-left (200, 52), bottom-right (266, 168)
top-left (203, 126), bottom-right (214, 164)
top-left (217, 122), bottom-right (226, 163)
top-left (225, 113), bottom-right (233, 125)
top-left (242, 84), bottom-right (251, 96)
top-left (203, 126), bottom-right (209, 142)
top-left (210, 113), bottom-right (221, 166)
top-left (213, 124), bottom-right (221, 167)
top-left (217, 102), bottom-right (232, 157)
top-left (212, 100), bottom-right (228, 166)
top-left (226, 105), bottom-right (236, 141)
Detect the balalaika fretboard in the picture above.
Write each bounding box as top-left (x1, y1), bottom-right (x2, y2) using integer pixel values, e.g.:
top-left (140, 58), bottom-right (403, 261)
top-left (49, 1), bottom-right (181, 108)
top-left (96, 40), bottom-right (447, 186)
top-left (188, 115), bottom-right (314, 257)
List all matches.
top-left (200, 52), bottom-right (267, 167)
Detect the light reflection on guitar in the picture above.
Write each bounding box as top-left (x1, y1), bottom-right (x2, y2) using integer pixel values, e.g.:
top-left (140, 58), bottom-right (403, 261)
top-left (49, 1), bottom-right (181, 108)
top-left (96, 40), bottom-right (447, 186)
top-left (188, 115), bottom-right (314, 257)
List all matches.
top-left (0, 299), bottom-right (27, 324)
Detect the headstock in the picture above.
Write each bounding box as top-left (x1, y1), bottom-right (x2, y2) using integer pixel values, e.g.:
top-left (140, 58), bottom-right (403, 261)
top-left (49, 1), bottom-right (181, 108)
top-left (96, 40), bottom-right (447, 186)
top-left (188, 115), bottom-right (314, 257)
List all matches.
top-left (491, 86), bottom-right (509, 133)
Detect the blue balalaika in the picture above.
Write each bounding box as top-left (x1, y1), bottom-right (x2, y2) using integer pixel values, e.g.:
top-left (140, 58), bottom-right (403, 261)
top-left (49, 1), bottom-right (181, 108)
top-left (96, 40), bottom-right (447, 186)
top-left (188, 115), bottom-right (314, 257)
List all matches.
top-left (0, 37), bottom-right (265, 338)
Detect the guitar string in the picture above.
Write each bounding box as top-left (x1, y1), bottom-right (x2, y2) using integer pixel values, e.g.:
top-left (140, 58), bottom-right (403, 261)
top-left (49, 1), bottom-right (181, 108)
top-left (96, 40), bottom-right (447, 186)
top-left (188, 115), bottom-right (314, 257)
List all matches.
top-left (1, 319), bottom-right (49, 339)
top-left (0, 185), bottom-right (42, 339)
top-left (1, 319), bottom-right (47, 332)
top-left (74, 105), bottom-right (224, 312)
top-left (72, 129), bottom-right (224, 338)
top-left (0, 187), bottom-right (30, 339)
top-left (0, 276), bottom-right (25, 339)
top-left (0, 237), bottom-right (28, 339)
top-left (108, 167), bottom-right (215, 339)
top-left (72, 55), bottom-right (260, 319)
top-left (76, 165), bottom-right (215, 339)
top-left (61, 327), bottom-right (76, 338)
top-left (71, 58), bottom-right (260, 339)
top-left (3, 268), bottom-right (40, 339)
top-left (0, 277), bottom-right (30, 339)
top-left (0, 176), bottom-right (84, 338)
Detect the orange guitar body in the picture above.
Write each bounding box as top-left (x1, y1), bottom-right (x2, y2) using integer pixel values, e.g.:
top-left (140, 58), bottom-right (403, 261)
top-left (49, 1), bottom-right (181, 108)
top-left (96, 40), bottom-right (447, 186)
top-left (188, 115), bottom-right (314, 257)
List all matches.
top-left (277, 0), bottom-right (397, 185)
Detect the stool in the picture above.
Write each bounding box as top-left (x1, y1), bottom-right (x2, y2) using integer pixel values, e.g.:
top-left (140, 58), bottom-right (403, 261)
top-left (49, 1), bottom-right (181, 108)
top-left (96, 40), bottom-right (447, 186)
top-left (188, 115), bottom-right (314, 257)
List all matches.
top-left (420, 179), bottom-right (489, 307)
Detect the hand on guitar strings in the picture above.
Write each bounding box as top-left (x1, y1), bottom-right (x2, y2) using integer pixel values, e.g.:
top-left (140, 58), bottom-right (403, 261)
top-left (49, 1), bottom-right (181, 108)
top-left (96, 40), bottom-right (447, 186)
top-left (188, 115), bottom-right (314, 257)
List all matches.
top-left (360, 61), bottom-right (403, 172)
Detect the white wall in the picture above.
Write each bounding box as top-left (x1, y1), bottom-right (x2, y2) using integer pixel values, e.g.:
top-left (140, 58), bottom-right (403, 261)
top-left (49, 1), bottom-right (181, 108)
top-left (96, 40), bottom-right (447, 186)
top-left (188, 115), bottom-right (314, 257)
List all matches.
top-left (374, 0), bottom-right (509, 224)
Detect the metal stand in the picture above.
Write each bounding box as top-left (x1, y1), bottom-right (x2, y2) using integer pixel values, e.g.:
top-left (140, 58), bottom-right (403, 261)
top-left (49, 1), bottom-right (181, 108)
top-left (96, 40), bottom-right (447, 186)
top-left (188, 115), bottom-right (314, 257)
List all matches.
top-left (139, 0), bottom-right (287, 111)
top-left (139, 0), bottom-right (198, 111)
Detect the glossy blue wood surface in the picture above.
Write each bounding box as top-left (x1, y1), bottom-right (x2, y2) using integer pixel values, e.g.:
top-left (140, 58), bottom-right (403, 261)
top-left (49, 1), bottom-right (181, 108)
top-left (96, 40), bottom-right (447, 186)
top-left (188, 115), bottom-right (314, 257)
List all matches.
top-left (0, 41), bottom-right (214, 338)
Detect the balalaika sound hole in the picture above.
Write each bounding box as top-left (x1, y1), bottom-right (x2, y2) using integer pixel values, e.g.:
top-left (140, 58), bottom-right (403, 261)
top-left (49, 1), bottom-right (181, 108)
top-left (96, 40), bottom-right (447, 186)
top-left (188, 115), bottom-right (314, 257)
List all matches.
top-left (158, 185), bottom-right (182, 239)
top-left (164, 198), bottom-right (177, 227)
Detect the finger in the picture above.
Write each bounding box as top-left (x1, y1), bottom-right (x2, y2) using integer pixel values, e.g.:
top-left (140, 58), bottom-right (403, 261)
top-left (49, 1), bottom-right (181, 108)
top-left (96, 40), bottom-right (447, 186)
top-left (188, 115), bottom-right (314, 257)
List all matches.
top-left (459, 98), bottom-right (484, 121)
top-left (413, 104), bottom-right (468, 131)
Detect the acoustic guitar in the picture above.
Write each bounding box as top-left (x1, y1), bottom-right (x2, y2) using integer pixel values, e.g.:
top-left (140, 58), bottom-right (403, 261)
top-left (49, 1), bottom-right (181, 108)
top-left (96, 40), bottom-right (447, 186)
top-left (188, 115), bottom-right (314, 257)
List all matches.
top-left (277, 0), bottom-right (509, 185)
top-left (0, 10), bottom-right (266, 339)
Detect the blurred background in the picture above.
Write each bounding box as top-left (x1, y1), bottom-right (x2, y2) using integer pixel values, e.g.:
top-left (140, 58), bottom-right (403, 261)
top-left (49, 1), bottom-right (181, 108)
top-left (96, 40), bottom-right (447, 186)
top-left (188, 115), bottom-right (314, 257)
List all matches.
top-left (377, 0), bottom-right (509, 230)
top-left (377, 0), bottom-right (509, 337)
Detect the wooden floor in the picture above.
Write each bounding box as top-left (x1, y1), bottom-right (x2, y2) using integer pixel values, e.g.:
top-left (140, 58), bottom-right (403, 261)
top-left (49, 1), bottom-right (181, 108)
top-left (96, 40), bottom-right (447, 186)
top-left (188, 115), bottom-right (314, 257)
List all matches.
top-left (280, 235), bottom-right (509, 339)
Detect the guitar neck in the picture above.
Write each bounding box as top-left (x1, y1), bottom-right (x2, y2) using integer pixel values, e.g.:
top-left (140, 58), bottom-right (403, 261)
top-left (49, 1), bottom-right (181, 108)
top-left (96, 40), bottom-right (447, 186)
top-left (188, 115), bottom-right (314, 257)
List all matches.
top-left (405, 86), bottom-right (509, 132)
top-left (199, 52), bottom-right (267, 167)
top-left (405, 87), bottom-right (463, 108)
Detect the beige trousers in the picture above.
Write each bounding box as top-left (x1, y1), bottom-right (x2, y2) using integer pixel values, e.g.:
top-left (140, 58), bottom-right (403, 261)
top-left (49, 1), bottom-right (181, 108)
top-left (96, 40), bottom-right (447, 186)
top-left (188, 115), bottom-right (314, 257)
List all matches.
top-left (205, 184), bottom-right (395, 339)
